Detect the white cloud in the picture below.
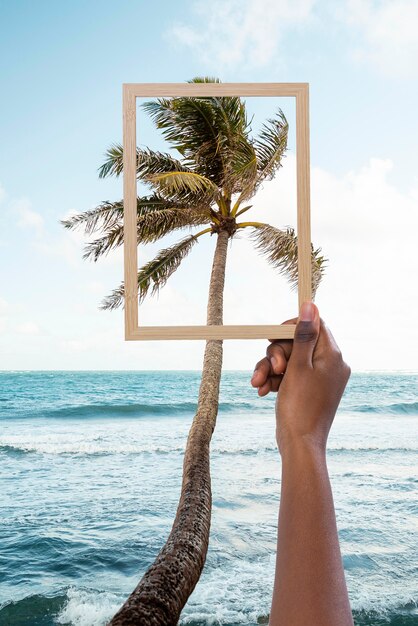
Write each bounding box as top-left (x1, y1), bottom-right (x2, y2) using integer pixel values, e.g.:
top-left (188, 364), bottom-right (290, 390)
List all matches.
top-left (0, 305), bottom-right (42, 338)
top-left (169, 0), bottom-right (418, 78)
top-left (0, 182), bottom-right (6, 205)
top-left (52, 155), bottom-right (417, 371)
top-left (341, 0), bottom-right (418, 77)
top-left (0, 300), bottom-right (10, 335)
top-left (16, 322), bottom-right (41, 335)
top-left (34, 234), bottom-right (85, 268)
top-left (60, 338), bottom-right (87, 353)
top-left (14, 197), bottom-right (44, 235)
top-left (219, 154), bottom-right (418, 370)
top-left (37, 208), bottom-right (124, 270)
top-left (1, 158), bottom-right (417, 371)
top-left (54, 320), bottom-right (206, 369)
top-left (169, 0), bottom-right (316, 69)
top-left (0, 298), bottom-right (9, 315)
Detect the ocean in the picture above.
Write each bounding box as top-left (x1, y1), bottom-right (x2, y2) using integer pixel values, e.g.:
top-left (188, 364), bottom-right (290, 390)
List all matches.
top-left (0, 370), bottom-right (417, 625)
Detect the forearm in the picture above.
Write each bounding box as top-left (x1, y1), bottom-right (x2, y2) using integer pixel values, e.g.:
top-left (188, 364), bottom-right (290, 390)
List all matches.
top-left (269, 442), bottom-right (353, 626)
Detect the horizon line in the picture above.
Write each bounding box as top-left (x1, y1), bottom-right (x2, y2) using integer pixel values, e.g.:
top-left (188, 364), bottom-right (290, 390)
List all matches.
top-left (0, 369), bottom-right (417, 374)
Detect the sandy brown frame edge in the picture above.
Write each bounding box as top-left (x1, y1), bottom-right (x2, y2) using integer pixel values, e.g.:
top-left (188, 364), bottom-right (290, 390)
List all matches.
top-left (123, 82), bottom-right (311, 340)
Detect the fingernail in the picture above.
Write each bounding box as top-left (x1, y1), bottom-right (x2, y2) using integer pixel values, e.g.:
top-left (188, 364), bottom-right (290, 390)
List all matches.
top-left (271, 356), bottom-right (278, 372)
top-left (300, 301), bottom-right (315, 322)
top-left (251, 371), bottom-right (257, 383)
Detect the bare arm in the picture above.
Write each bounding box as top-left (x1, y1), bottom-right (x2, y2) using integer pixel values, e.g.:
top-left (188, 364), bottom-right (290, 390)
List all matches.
top-left (251, 301), bottom-right (354, 626)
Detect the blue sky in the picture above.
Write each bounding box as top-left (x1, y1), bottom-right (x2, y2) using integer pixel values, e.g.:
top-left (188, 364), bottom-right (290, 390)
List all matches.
top-left (0, 0), bottom-right (417, 370)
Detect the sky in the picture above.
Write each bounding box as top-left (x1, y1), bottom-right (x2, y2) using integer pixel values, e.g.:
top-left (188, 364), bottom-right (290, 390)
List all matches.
top-left (0, 0), bottom-right (417, 371)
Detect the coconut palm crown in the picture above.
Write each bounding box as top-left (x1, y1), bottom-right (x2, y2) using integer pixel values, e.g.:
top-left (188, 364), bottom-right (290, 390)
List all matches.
top-left (63, 77), bottom-right (326, 304)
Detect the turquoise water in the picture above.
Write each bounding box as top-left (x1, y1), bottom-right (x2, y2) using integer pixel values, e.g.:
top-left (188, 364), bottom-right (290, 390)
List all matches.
top-left (0, 371), bottom-right (417, 625)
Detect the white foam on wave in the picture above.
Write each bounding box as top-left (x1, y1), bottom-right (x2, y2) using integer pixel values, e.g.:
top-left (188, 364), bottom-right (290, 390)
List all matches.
top-left (56, 587), bottom-right (123, 626)
top-left (33, 559), bottom-right (418, 626)
top-left (0, 437), bottom-right (185, 455)
top-left (179, 555), bottom-right (275, 624)
top-left (55, 559), bottom-right (275, 626)
top-left (1, 434), bottom-right (417, 456)
top-left (349, 584), bottom-right (418, 615)
top-left (2, 402), bottom-right (417, 458)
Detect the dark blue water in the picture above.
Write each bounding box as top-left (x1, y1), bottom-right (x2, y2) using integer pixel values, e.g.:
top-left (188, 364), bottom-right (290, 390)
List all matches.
top-left (0, 371), bottom-right (417, 625)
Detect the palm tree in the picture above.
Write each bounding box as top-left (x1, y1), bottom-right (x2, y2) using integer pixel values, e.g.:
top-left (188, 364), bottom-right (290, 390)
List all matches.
top-left (62, 77), bottom-right (326, 625)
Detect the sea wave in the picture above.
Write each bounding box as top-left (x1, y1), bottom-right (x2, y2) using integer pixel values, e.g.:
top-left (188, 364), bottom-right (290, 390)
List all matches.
top-left (0, 588), bottom-right (416, 626)
top-left (0, 592), bottom-right (67, 624)
top-left (351, 401), bottom-right (418, 415)
top-left (0, 588), bottom-right (123, 626)
top-left (1, 400), bottom-right (262, 420)
top-left (2, 400), bottom-right (418, 421)
top-left (0, 442), bottom-right (186, 456)
top-left (1, 442), bottom-right (417, 457)
top-left (44, 402), bottom-right (198, 418)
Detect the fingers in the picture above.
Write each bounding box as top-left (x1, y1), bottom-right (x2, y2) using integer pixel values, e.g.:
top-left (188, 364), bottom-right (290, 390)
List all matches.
top-left (267, 313), bottom-right (333, 374)
top-left (252, 303), bottom-right (346, 402)
top-left (251, 357), bottom-right (271, 388)
top-left (251, 303), bottom-right (339, 393)
top-left (289, 301), bottom-right (320, 369)
top-left (251, 356), bottom-right (285, 396)
top-left (257, 374), bottom-right (284, 396)
top-left (252, 317), bottom-right (298, 394)
top-left (266, 342), bottom-right (291, 374)
top-left (265, 316), bottom-right (297, 376)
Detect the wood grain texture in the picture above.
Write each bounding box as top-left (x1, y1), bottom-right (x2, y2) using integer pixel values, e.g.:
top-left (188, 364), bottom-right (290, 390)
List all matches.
top-left (123, 82), bottom-right (308, 97)
top-left (123, 84), bottom-right (139, 339)
top-left (127, 325), bottom-right (297, 341)
top-left (295, 84), bottom-right (312, 308)
top-left (122, 83), bottom-right (311, 341)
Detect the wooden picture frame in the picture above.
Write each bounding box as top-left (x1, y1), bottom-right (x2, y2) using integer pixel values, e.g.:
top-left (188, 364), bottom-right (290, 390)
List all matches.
top-left (123, 82), bottom-right (311, 340)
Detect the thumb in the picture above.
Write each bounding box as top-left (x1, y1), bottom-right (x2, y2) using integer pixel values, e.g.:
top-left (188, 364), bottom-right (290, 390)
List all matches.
top-left (290, 301), bottom-right (320, 368)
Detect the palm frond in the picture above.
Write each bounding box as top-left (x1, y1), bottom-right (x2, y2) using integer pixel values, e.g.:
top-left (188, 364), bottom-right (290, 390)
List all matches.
top-left (135, 191), bottom-right (213, 213)
top-left (101, 233), bottom-right (202, 310)
top-left (142, 97), bottom-right (216, 156)
top-left (98, 144), bottom-right (125, 178)
top-left (254, 110), bottom-right (288, 182)
top-left (141, 87), bottom-right (251, 189)
top-left (137, 149), bottom-right (190, 179)
top-left (227, 134), bottom-right (258, 195)
top-left (187, 77), bottom-right (222, 84)
top-left (61, 195), bottom-right (183, 236)
top-left (61, 200), bottom-right (124, 235)
top-left (142, 97), bottom-right (224, 181)
top-left (146, 171), bottom-right (219, 200)
top-left (249, 223), bottom-right (326, 295)
top-left (98, 143), bottom-right (194, 181)
top-left (83, 223), bottom-right (124, 261)
top-left (234, 110), bottom-right (289, 206)
top-left (135, 194), bottom-right (190, 212)
top-left (83, 205), bottom-right (210, 261)
top-left (67, 192), bottom-right (212, 262)
top-left (137, 207), bottom-right (210, 243)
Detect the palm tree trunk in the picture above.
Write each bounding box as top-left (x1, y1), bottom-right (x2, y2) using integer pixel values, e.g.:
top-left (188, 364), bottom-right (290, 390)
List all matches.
top-left (109, 229), bottom-right (229, 626)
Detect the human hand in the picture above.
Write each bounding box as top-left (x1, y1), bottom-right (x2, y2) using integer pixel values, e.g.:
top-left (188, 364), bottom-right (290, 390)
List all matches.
top-left (250, 301), bottom-right (351, 456)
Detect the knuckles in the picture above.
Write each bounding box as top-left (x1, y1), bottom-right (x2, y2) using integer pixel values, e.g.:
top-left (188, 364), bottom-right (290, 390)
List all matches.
top-left (331, 346), bottom-right (343, 361)
top-left (332, 349), bottom-right (351, 381)
top-left (329, 347), bottom-right (349, 370)
top-left (342, 361), bottom-right (351, 380)
top-left (266, 343), bottom-right (285, 359)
